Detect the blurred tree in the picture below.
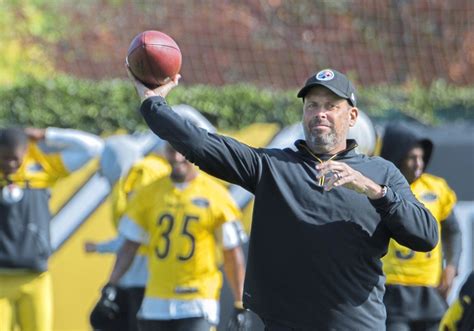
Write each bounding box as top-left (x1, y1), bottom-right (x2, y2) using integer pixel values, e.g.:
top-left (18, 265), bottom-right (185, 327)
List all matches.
top-left (1, 0), bottom-right (473, 88)
top-left (0, 0), bottom-right (67, 85)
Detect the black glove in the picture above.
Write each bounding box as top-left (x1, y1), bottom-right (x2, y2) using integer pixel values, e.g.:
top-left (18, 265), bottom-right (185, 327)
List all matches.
top-left (226, 302), bottom-right (252, 331)
top-left (90, 283), bottom-right (120, 329)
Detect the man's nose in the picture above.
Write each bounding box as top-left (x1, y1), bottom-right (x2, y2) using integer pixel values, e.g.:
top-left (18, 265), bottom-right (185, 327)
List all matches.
top-left (312, 106), bottom-right (328, 118)
top-left (415, 156), bottom-right (424, 169)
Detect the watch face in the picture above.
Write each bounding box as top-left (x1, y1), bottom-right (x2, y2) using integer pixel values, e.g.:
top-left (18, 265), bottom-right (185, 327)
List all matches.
top-left (1, 184), bottom-right (24, 204)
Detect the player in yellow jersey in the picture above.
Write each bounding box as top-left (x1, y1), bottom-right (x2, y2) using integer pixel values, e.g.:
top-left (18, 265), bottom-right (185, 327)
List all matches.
top-left (381, 122), bottom-right (462, 331)
top-left (0, 127), bottom-right (103, 331)
top-left (439, 272), bottom-right (474, 331)
top-left (92, 108), bottom-right (250, 330)
top-left (86, 134), bottom-right (170, 331)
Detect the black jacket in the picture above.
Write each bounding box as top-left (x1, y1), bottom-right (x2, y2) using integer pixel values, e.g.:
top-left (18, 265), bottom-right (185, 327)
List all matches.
top-left (140, 96), bottom-right (438, 330)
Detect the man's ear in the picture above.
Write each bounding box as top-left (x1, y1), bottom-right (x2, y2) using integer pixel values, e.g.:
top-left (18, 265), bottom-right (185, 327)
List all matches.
top-left (349, 107), bottom-right (358, 127)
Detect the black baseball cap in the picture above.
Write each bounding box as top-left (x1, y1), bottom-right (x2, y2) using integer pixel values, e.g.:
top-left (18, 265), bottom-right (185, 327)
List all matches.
top-left (297, 69), bottom-right (357, 106)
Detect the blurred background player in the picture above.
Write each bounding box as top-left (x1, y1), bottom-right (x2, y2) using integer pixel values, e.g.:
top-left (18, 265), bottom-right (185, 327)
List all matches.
top-left (0, 127), bottom-right (103, 331)
top-left (85, 133), bottom-right (170, 331)
top-left (90, 108), bottom-right (250, 330)
top-left (381, 121), bottom-right (462, 331)
top-left (86, 105), bottom-right (215, 330)
top-left (439, 272), bottom-right (474, 331)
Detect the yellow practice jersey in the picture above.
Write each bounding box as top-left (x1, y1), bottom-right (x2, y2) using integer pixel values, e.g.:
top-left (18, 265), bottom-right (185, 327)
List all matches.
top-left (0, 142), bottom-right (69, 188)
top-left (124, 173), bottom-right (242, 301)
top-left (383, 173), bottom-right (457, 286)
top-left (110, 154), bottom-right (170, 256)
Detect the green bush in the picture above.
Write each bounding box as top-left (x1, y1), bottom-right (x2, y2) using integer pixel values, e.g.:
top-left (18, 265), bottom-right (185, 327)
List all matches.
top-left (0, 76), bottom-right (142, 134)
top-left (0, 75), bottom-right (473, 134)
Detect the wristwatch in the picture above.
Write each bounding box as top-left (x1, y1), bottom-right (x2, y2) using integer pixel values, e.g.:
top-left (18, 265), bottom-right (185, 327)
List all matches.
top-left (381, 185), bottom-right (388, 198)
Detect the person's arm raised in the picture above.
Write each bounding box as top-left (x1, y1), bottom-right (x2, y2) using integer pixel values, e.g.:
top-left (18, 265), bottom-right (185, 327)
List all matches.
top-left (126, 65), bottom-right (261, 192)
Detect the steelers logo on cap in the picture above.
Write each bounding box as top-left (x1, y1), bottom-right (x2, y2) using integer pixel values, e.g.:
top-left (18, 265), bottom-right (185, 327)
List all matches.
top-left (316, 69), bottom-right (335, 81)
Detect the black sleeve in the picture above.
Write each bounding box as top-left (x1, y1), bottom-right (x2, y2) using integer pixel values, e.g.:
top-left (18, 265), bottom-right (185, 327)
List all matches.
top-left (441, 211), bottom-right (462, 268)
top-left (370, 163), bottom-right (438, 252)
top-left (140, 96), bottom-right (261, 192)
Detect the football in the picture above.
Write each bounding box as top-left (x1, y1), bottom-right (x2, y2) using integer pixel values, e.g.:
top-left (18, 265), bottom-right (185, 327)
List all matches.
top-left (126, 30), bottom-right (182, 88)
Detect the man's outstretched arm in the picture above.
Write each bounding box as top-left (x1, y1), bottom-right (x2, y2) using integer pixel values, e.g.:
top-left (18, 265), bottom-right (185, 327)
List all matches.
top-left (127, 68), bottom-right (261, 191)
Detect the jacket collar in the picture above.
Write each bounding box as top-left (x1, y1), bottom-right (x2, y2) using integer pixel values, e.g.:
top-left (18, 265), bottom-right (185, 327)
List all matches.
top-left (295, 139), bottom-right (359, 162)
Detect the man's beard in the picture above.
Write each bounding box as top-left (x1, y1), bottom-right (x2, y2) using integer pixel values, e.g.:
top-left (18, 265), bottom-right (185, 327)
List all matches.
top-left (304, 125), bottom-right (338, 153)
top-left (170, 163), bottom-right (187, 182)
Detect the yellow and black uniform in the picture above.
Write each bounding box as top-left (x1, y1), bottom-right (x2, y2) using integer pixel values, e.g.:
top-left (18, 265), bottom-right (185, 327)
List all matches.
top-left (93, 139), bottom-right (170, 331)
top-left (381, 121), bottom-right (462, 328)
top-left (111, 155), bottom-right (170, 283)
top-left (383, 173), bottom-right (457, 286)
top-left (439, 272), bottom-right (474, 331)
top-left (108, 154), bottom-right (170, 261)
top-left (0, 128), bottom-right (102, 331)
top-left (119, 173), bottom-right (242, 325)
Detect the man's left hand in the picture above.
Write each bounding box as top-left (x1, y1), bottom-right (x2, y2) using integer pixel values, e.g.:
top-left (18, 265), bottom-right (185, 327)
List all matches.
top-left (316, 160), bottom-right (385, 199)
